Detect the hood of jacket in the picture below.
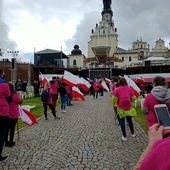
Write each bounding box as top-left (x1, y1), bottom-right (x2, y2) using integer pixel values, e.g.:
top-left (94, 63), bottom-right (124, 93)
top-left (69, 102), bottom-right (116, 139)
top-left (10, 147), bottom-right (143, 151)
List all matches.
top-left (151, 86), bottom-right (170, 104)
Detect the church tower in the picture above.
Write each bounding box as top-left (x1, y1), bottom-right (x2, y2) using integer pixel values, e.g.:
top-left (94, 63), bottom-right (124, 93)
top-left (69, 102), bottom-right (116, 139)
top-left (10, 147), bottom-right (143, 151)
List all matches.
top-left (87, 0), bottom-right (118, 65)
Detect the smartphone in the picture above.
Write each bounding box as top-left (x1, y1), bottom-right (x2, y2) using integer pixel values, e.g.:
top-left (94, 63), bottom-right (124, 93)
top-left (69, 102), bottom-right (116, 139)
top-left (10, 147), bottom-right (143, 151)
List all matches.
top-left (154, 104), bottom-right (170, 129)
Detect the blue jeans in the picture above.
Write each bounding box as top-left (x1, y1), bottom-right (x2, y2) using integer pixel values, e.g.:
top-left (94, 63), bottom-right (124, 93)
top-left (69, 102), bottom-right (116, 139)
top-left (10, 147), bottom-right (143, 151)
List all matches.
top-left (60, 94), bottom-right (67, 110)
top-left (67, 94), bottom-right (72, 105)
top-left (120, 116), bottom-right (134, 138)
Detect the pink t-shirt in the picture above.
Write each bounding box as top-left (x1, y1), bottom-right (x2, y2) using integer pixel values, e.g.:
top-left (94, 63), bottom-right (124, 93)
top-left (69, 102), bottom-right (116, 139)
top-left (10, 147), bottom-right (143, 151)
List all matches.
top-left (50, 81), bottom-right (58, 94)
top-left (0, 83), bottom-right (11, 116)
top-left (93, 82), bottom-right (99, 91)
top-left (140, 138), bottom-right (170, 169)
top-left (9, 93), bottom-right (22, 119)
top-left (114, 85), bottom-right (134, 110)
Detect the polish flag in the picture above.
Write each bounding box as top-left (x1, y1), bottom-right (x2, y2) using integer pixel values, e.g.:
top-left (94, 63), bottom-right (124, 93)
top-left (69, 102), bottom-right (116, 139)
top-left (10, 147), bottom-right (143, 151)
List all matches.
top-left (39, 72), bottom-right (50, 85)
top-left (79, 77), bottom-right (91, 92)
top-left (136, 77), bottom-right (145, 84)
top-left (63, 71), bottom-right (80, 87)
top-left (101, 81), bottom-right (110, 93)
top-left (19, 106), bottom-right (38, 126)
top-left (105, 78), bottom-right (112, 84)
top-left (124, 75), bottom-right (141, 98)
top-left (71, 86), bottom-right (85, 101)
top-left (63, 71), bottom-right (90, 92)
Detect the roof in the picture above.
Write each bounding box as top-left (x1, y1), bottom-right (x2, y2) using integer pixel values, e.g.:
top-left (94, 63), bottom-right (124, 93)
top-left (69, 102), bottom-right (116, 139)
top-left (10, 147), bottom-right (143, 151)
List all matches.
top-left (34, 48), bottom-right (68, 59)
top-left (35, 49), bottom-right (60, 54)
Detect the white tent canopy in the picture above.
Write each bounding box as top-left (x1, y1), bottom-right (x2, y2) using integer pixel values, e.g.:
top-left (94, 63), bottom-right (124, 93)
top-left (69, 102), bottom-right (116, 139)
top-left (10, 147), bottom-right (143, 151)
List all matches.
top-left (142, 56), bottom-right (169, 61)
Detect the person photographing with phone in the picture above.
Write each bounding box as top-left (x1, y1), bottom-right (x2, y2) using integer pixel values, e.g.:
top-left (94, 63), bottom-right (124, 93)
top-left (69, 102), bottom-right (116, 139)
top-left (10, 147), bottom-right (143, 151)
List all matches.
top-left (134, 123), bottom-right (170, 170)
top-left (142, 76), bottom-right (170, 129)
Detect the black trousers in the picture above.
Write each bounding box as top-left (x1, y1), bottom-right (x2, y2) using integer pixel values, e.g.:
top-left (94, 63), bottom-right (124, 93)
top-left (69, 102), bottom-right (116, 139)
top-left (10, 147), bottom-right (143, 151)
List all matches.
top-left (0, 115), bottom-right (9, 157)
top-left (43, 103), bottom-right (56, 118)
top-left (5, 117), bottom-right (18, 144)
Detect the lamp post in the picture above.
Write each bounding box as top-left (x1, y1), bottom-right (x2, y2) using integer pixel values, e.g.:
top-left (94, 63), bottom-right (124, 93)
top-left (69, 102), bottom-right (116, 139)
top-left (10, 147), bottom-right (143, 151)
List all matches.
top-left (7, 51), bottom-right (19, 84)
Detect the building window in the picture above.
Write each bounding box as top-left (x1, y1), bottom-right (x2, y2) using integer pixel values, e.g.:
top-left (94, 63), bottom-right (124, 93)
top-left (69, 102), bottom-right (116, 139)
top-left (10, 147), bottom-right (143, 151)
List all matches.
top-left (122, 57), bottom-right (124, 61)
top-left (103, 30), bottom-right (105, 34)
top-left (129, 57), bottom-right (131, 61)
top-left (73, 60), bottom-right (77, 65)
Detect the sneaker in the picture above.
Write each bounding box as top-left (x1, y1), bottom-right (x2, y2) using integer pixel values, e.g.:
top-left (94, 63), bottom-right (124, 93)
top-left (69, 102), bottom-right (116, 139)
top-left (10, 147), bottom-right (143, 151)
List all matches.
top-left (55, 117), bottom-right (60, 120)
top-left (131, 134), bottom-right (136, 138)
top-left (122, 136), bottom-right (127, 141)
top-left (63, 110), bottom-right (66, 113)
top-left (45, 117), bottom-right (48, 120)
top-left (0, 156), bottom-right (9, 163)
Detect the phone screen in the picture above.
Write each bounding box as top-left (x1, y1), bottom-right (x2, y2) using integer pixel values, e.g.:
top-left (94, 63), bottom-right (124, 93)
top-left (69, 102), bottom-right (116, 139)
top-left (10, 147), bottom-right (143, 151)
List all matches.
top-left (155, 107), bottom-right (170, 127)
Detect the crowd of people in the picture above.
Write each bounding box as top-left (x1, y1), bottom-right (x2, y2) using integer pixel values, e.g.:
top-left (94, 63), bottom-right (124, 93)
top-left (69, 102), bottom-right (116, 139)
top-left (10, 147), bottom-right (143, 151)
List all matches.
top-left (1, 66), bottom-right (170, 168)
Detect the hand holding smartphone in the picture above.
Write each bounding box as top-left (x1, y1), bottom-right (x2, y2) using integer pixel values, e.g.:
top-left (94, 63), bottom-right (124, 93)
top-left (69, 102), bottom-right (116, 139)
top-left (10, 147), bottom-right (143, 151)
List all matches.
top-left (154, 104), bottom-right (170, 129)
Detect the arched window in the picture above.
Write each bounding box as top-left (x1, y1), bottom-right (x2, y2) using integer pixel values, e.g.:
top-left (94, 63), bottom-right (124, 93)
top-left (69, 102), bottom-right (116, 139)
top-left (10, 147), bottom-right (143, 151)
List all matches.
top-left (73, 60), bottom-right (77, 65)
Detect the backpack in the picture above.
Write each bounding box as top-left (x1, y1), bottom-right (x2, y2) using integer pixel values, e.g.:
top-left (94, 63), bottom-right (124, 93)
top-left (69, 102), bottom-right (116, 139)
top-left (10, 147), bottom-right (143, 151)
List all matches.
top-left (41, 89), bottom-right (50, 102)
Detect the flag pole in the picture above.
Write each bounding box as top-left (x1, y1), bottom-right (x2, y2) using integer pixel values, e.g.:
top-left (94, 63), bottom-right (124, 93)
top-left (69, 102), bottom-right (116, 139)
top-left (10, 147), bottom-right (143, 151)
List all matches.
top-left (17, 119), bottom-right (20, 141)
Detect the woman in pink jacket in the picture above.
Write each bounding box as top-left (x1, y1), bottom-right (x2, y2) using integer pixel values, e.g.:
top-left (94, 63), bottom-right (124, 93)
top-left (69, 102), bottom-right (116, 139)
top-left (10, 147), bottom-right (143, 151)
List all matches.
top-left (93, 80), bottom-right (99, 99)
top-left (0, 70), bottom-right (12, 163)
top-left (5, 83), bottom-right (22, 147)
top-left (142, 76), bottom-right (170, 129)
top-left (113, 78), bottom-right (136, 141)
top-left (42, 82), bottom-right (60, 120)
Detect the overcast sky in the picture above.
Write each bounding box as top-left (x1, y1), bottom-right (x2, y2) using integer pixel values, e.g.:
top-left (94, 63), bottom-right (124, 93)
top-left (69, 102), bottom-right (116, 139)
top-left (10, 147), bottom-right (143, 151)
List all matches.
top-left (0, 0), bottom-right (170, 59)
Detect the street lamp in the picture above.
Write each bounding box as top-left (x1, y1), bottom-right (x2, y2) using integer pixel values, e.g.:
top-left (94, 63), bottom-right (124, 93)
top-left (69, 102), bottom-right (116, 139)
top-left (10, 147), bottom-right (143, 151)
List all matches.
top-left (7, 50), bottom-right (19, 84)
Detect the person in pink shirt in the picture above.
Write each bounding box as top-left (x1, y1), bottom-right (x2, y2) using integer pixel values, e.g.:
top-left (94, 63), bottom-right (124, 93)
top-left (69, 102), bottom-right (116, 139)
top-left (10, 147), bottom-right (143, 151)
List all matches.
top-left (134, 123), bottom-right (170, 170)
top-left (142, 76), bottom-right (170, 129)
top-left (42, 82), bottom-right (60, 120)
top-left (50, 76), bottom-right (59, 111)
top-left (93, 80), bottom-right (99, 99)
top-left (5, 83), bottom-right (22, 147)
top-left (112, 78), bottom-right (136, 141)
top-left (0, 69), bottom-right (12, 163)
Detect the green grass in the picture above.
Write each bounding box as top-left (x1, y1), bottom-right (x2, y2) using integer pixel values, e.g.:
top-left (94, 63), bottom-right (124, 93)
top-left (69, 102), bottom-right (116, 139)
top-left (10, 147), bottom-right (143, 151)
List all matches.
top-left (134, 103), bottom-right (147, 134)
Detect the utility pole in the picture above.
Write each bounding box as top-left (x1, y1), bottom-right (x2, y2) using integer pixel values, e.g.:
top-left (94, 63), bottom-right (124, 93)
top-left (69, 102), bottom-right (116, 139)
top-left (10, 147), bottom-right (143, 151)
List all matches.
top-left (7, 51), bottom-right (19, 84)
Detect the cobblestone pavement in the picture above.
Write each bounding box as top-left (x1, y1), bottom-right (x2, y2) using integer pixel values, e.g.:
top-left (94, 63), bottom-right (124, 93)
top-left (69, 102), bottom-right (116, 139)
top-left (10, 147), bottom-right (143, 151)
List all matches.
top-left (1, 93), bottom-right (148, 170)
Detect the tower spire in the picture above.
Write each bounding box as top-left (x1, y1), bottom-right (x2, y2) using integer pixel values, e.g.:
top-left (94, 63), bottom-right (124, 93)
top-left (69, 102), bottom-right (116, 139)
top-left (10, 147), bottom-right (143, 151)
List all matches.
top-left (103, 0), bottom-right (111, 10)
top-left (101, 0), bottom-right (113, 22)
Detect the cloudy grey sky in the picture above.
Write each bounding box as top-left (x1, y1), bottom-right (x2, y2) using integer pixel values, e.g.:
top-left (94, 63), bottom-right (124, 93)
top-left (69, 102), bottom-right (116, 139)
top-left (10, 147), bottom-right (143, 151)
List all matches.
top-left (0, 0), bottom-right (170, 58)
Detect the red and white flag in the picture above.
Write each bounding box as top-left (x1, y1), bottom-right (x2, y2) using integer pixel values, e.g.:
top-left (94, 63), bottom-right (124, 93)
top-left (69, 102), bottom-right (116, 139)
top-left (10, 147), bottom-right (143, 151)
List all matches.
top-left (105, 78), bottom-right (112, 84)
top-left (136, 77), bottom-right (145, 84)
top-left (124, 75), bottom-right (141, 98)
top-left (39, 72), bottom-right (50, 85)
top-left (79, 77), bottom-right (91, 92)
top-left (19, 106), bottom-right (38, 126)
top-left (63, 71), bottom-right (90, 92)
top-left (71, 86), bottom-right (85, 101)
top-left (63, 71), bottom-right (80, 87)
top-left (101, 81), bottom-right (110, 93)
